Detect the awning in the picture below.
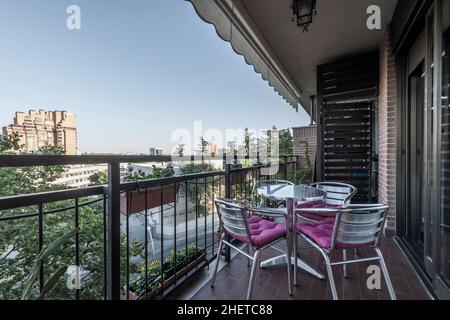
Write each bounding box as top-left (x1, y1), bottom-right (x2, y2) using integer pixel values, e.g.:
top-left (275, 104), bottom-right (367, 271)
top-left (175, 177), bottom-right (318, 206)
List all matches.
top-left (187, 0), bottom-right (302, 110)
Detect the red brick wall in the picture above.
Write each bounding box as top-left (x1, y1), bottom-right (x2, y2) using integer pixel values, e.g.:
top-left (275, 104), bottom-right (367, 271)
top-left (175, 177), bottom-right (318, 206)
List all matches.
top-left (378, 25), bottom-right (397, 234)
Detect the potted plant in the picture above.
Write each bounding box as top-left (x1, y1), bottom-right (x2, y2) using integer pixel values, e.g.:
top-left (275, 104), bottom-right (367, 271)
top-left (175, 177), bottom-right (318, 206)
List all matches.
top-left (120, 166), bottom-right (179, 214)
top-left (126, 244), bottom-right (206, 300)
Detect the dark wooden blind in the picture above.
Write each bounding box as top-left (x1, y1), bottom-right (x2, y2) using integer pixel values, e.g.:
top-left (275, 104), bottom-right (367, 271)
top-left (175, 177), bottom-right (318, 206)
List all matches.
top-left (317, 53), bottom-right (379, 203)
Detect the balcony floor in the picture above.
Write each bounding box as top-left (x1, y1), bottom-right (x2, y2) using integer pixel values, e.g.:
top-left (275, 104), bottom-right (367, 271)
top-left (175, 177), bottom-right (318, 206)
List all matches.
top-left (188, 238), bottom-right (431, 300)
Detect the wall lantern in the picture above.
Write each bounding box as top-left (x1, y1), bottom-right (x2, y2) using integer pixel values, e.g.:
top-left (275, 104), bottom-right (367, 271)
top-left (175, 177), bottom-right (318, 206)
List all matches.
top-left (291, 0), bottom-right (317, 32)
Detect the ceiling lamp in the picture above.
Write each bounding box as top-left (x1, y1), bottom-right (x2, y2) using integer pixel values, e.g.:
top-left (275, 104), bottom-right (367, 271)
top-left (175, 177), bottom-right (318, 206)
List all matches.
top-left (291, 0), bottom-right (317, 32)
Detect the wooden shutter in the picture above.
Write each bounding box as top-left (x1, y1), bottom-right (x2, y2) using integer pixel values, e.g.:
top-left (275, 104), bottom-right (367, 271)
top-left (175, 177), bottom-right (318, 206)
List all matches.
top-left (317, 53), bottom-right (379, 203)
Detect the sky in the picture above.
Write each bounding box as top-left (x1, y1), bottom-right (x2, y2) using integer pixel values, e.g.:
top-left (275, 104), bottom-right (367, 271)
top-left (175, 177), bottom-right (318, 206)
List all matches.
top-left (0, 0), bottom-right (310, 154)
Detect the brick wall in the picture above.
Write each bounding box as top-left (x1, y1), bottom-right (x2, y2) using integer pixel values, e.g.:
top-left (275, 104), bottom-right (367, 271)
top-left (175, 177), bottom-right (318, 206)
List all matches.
top-left (293, 125), bottom-right (317, 172)
top-left (378, 26), bottom-right (397, 234)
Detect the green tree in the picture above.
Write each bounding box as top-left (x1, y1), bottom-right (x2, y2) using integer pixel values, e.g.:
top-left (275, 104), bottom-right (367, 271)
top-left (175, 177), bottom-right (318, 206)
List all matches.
top-left (181, 163), bottom-right (219, 214)
top-left (244, 128), bottom-right (256, 158)
top-left (88, 170), bottom-right (108, 185)
top-left (0, 135), bottom-right (67, 197)
top-left (295, 140), bottom-right (313, 184)
top-left (175, 144), bottom-right (185, 158)
top-left (279, 128), bottom-right (293, 157)
top-left (0, 132), bottom-right (23, 154)
top-left (262, 126), bottom-right (277, 156)
top-left (198, 137), bottom-right (209, 158)
top-left (122, 165), bottom-right (173, 182)
top-left (0, 134), bottom-right (140, 300)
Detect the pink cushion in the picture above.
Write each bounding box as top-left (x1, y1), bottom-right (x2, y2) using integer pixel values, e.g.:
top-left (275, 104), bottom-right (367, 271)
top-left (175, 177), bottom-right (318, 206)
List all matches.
top-left (297, 219), bottom-right (373, 250)
top-left (226, 216), bottom-right (286, 248)
top-left (295, 201), bottom-right (343, 221)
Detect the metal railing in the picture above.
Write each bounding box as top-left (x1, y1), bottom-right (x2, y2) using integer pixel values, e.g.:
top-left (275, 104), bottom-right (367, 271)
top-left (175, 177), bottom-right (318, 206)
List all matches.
top-left (0, 155), bottom-right (298, 300)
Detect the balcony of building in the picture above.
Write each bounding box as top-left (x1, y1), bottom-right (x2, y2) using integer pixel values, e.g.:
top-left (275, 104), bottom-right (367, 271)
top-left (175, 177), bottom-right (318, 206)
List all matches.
top-left (0, 154), bottom-right (431, 300)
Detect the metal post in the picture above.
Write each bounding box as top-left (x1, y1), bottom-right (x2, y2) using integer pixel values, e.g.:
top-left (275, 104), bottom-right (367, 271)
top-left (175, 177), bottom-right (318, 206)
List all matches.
top-left (309, 95), bottom-right (316, 126)
top-left (225, 163), bottom-right (232, 199)
top-left (38, 203), bottom-right (44, 294)
top-left (224, 163), bottom-right (232, 262)
top-left (283, 156), bottom-right (288, 180)
top-left (107, 161), bottom-right (121, 300)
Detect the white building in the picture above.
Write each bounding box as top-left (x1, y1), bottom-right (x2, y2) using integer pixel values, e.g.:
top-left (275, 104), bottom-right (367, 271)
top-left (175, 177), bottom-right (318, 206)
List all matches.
top-left (149, 147), bottom-right (163, 156)
top-left (52, 164), bottom-right (108, 188)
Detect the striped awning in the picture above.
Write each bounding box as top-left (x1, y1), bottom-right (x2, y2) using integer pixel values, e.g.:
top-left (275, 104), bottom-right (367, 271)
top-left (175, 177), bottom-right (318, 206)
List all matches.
top-left (187, 0), bottom-right (302, 110)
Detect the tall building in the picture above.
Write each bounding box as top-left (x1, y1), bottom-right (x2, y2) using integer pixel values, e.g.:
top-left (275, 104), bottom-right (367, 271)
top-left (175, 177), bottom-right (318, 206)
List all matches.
top-left (149, 147), bottom-right (163, 156)
top-left (2, 110), bottom-right (77, 155)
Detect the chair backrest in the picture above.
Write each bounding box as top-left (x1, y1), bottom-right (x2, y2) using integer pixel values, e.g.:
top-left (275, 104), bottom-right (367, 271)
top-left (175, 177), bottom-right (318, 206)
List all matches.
top-left (214, 198), bottom-right (252, 242)
top-left (309, 182), bottom-right (357, 206)
top-left (331, 204), bottom-right (389, 250)
top-left (251, 180), bottom-right (294, 207)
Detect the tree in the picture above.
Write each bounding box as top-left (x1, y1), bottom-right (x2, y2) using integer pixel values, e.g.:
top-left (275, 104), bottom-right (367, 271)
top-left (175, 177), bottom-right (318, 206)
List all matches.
top-left (175, 144), bottom-right (185, 158)
top-left (180, 163), bottom-right (218, 214)
top-left (279, 128), bottom-right (293, 157)
top-left (0, 135), bottom-right (67, 197)
top-left (262, 126), bottom-right (277, 156)
top-left (244, 128), bottom-right (256, 159)
top-left (0, 133), bottom-right (140, 300)
top-left (88, 171), bottom-right (108, 185)
top-left (295, 140), bottom-right (313, 184)
top-left (0, 132), bottom-right (23, 154)
top-left (198, 137), bottom-right (209, 156)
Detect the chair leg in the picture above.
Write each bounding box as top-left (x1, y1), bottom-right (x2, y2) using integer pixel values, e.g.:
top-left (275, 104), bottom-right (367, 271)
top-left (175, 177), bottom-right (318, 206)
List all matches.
top-left (323, 254), bottom-right (338, 300)
top-left (375, 247), bottom-right (397, 300)
top-left (343, 249), bottom-right (348, 278)
top-left (247, 250), bottom-right (261, 300)
top-left (210, 233), bottom-right (225, 288)
top-left (285, 236), bottom-right (293, 295)
top-left (292, 233), bottom-right (297, 287)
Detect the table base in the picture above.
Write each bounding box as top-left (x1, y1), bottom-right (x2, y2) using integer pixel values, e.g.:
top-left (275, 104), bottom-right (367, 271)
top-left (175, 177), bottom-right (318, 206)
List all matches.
top-left (260, 255), bottom-right (325, 280)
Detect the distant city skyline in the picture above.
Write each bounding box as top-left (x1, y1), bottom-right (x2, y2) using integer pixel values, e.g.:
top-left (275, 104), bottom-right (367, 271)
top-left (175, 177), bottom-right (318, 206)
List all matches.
top-left (0, 0), bottom-right (309, 154)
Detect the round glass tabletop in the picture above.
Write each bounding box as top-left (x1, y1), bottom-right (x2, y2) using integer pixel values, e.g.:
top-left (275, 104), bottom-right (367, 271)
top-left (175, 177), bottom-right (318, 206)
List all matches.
top-left (256, 184), bottom-right (327, 202)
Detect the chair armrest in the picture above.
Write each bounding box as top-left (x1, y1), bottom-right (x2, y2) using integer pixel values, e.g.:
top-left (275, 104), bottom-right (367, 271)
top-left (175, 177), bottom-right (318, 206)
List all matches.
top-left (345, 204), bottom-right (387, 209)
top-left (294, 207), bottom-right (341, 214)
top-left (246, 207), bottom-right (289, 223)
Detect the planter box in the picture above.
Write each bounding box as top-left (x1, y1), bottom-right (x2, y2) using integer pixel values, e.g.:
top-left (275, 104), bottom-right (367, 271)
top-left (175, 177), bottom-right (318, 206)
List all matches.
top-left (127, 252), bottom-right (206, 300)
top-left (120, 184), bottom-right (179, 214)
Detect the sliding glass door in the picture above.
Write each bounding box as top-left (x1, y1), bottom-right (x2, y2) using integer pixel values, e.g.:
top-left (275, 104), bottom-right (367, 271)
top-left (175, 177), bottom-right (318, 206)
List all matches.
top-left (406, 60), bottom-right (427, 261)
top-left (398, 0), bottom-right (450, 298)
top-left (438, 0), bottom-right (450, 296)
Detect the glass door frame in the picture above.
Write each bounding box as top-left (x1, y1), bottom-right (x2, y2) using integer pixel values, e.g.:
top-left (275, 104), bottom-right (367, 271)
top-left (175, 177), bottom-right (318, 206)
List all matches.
top-left (396, 0), bottom-right (450, 299)
top-left (433, 0), bottom-right (450, 299)
top-left (398, 2), bottom-right (434, 278)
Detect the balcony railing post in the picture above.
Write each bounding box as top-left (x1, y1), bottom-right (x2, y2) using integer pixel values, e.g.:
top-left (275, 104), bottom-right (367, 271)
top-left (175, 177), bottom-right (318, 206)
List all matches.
top-left (107, 160), bottom-right (121, 300)
top-left (283, 156), bottom-right (288, 180)
top-left (223, 163), bottom-right (231, 262)
top-left (225, 163), bottom-right (232, 199)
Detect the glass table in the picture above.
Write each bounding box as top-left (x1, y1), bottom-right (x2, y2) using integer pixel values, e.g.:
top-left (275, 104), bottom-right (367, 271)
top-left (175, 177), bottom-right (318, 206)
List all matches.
top-left (256, 184), bottom-right (328, 280)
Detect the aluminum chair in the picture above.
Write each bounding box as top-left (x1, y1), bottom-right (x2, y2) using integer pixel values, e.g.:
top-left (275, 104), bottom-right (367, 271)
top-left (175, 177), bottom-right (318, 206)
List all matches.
top-left (294, 182), bottom-right (357, 278)
top-left (211, 198), bottom-right (293, 300)
top-left (295, 204), bottom-right (396, 300)
top-left (309, 182), bottom-right (357, 205)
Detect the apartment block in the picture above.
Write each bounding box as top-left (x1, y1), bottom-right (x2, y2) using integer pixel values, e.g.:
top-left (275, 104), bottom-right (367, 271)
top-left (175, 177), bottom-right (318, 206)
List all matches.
top-left (2, 110), bottom-right (77, 155)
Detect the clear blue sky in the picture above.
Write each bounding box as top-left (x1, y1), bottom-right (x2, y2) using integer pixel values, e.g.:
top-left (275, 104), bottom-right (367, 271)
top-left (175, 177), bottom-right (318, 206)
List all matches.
top-left (0, 0), bottom-right (309, 154)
